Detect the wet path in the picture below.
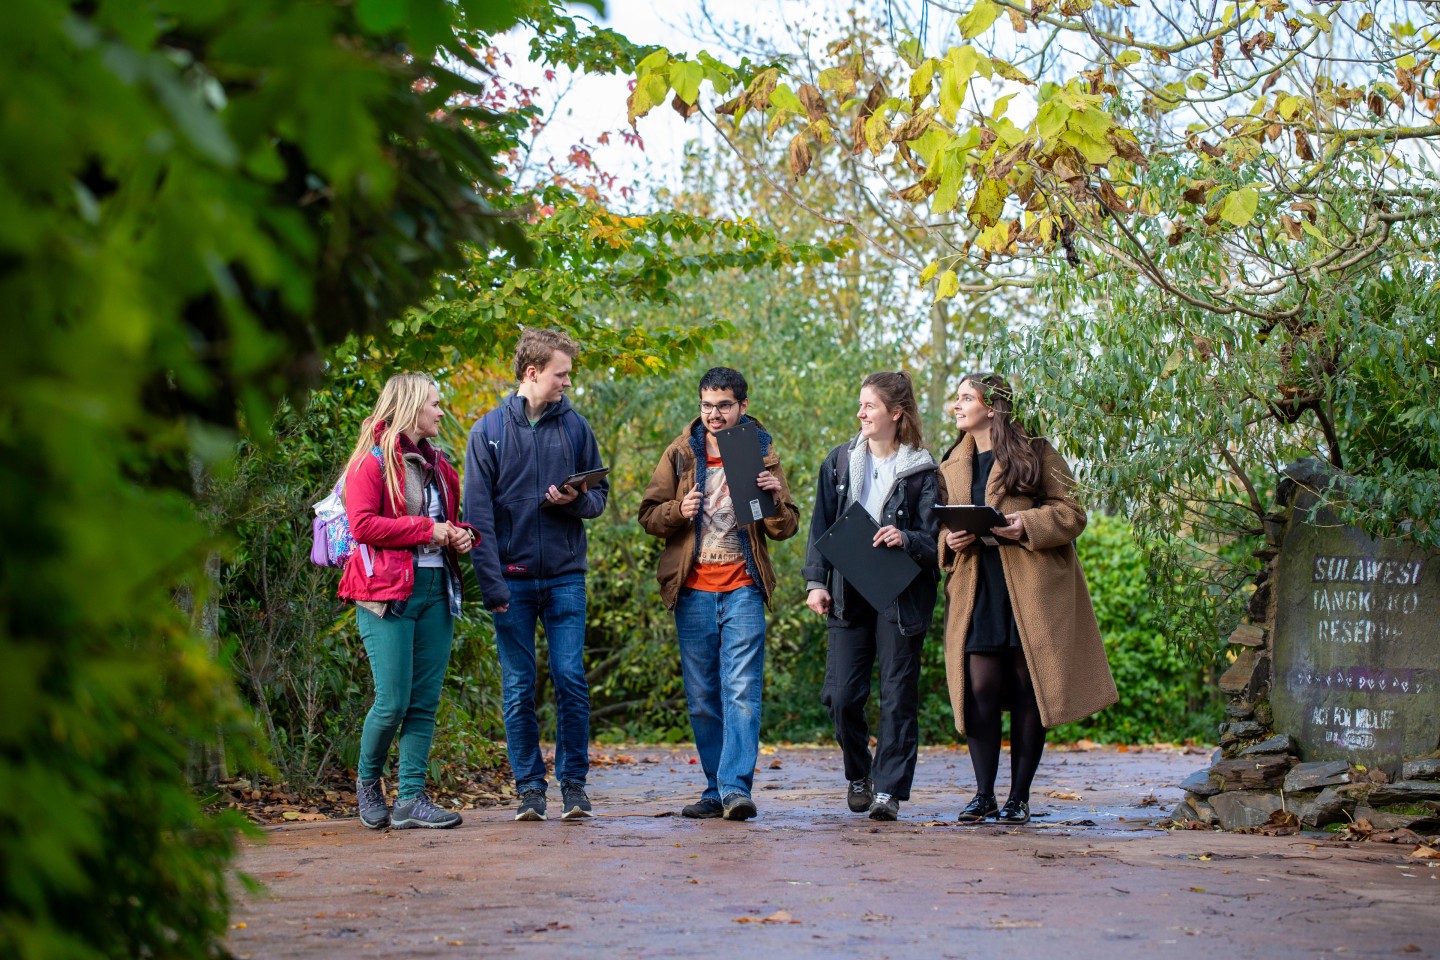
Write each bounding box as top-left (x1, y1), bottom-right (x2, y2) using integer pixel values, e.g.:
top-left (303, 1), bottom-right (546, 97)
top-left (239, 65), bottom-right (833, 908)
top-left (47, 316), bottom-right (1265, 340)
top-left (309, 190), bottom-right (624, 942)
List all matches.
top-left (229, 745), bottom-right (1438, 958)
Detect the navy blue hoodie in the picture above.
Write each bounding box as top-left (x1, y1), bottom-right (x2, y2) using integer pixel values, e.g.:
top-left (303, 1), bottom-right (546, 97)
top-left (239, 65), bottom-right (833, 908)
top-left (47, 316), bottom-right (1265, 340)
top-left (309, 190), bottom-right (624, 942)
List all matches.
top-left (464, 393), bottom-right (608, 609)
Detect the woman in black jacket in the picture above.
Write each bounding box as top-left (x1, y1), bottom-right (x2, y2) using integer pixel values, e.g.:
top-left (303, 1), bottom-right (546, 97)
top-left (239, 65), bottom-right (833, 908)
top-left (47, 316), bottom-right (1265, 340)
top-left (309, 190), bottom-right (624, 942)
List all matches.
top-left (802, 371), bottom-right (940, 821)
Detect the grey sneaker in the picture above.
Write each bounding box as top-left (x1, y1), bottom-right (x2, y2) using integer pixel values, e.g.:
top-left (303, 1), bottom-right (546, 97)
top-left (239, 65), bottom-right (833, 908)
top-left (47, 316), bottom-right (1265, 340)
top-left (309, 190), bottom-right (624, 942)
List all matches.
top-left (682, 797), bottom-right (723, 819)
top-left (390, 791), bottom-right (461, 829)
top-left (847, 777), bottom-right (875, 813)
top-left (868, 792), bottom-right (900, 821)
top-left (722, 793), bottom-right (758, 821)
top-left (560, 782), bottom-right (592, 819)
top-left (516, 788), bottom-right (547, 821)
top-left (356, 776), bottom-right (390, 829)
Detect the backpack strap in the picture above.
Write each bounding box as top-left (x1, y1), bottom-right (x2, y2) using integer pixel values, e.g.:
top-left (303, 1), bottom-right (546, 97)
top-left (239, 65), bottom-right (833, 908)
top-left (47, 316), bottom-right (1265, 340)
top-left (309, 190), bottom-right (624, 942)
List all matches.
top-left (559, 409), bottom-right (586, 466)
top-left (479, 407), bottom-right (505, 463)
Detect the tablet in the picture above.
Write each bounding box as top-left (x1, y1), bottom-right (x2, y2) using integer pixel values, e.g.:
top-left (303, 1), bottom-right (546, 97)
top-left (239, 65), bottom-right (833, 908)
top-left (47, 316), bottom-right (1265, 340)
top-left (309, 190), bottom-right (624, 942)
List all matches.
top-left (933, 504), bottom-right (1007, 534)
top-left (541, 467), bottom-right (610, 507)
top-left (559, 466), bottom-right (609, 491)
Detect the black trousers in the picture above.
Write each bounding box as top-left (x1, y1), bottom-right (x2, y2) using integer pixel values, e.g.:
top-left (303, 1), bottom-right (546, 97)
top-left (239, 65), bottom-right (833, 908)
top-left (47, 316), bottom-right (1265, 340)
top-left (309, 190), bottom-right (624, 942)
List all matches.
top-left (821, 604), bottom-right (924, 800)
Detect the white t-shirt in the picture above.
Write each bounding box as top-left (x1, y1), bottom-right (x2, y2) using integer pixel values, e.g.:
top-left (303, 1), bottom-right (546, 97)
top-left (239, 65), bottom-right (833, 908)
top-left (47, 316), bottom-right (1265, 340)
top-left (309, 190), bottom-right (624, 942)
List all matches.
top-left (859, 448), bottom-right (900, 523)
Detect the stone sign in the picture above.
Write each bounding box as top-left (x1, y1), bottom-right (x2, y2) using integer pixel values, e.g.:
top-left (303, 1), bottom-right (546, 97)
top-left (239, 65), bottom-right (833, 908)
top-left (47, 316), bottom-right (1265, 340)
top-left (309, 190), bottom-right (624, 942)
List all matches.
top-left (1271, 489), bottom-right (1440, 775)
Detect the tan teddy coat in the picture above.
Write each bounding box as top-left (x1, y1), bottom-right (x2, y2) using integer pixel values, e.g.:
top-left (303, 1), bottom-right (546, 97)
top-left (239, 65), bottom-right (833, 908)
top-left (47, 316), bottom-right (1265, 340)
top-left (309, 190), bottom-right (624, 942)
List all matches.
top-left (938, 434), bottom-right (1118, 732)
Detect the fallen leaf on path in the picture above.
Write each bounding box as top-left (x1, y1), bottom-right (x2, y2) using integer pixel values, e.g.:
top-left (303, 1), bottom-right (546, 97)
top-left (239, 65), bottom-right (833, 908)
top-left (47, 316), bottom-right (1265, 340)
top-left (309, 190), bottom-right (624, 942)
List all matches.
top-left (1335, 818), bottom-right (1374, 841)
top-left (1408, 844), bottom-right (1440, 860)
top-left (768, 760), bottom-right (783, 769)
top-left (1044, 791), bottom-right (1082, 801)
top-left (1250, 810), bottom-right (1300, 836)
top-left (734, 910), bottom-right (800, 925)
top-left (1369, 827), bottom-right (1427, 844)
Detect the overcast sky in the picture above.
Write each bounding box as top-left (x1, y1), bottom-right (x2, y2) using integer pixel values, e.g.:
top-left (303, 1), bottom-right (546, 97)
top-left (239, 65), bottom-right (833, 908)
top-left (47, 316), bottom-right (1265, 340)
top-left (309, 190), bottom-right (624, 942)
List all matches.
top-left (493, 0), bottom-right (947, 202)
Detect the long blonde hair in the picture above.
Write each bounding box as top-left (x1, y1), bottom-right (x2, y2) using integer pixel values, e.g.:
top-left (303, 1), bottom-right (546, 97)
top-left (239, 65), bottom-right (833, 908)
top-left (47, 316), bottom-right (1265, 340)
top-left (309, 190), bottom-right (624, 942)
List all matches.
top-left (344, 373), bottom-right (437, 514)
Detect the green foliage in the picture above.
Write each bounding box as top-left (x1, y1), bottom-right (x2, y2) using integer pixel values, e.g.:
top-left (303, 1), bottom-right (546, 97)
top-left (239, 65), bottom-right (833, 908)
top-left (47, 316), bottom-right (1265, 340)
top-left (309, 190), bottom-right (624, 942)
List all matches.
top-left (617, 1), bottom-right (1440, 662)
top-left (1051, 514), bottom-right (1224, 744)
top-left (0, 0), bottom-right (538, 955)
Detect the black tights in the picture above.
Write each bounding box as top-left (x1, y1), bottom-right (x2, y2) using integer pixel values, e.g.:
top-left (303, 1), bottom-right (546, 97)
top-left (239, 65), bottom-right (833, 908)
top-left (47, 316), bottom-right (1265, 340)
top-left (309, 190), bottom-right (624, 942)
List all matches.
top-left (963, 650), bottom-right (1046, 803)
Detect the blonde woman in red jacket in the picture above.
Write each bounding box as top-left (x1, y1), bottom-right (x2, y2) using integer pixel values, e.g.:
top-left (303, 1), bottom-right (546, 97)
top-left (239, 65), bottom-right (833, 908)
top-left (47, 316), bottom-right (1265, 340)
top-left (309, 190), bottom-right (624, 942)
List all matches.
top-left (340, 373), bottom-right (477, 830)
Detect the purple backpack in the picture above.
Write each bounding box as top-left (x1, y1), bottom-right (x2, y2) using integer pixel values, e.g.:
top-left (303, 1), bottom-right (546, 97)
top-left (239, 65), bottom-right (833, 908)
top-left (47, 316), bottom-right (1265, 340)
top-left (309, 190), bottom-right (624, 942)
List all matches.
top-left (310, 448), bottom-right (382, 569)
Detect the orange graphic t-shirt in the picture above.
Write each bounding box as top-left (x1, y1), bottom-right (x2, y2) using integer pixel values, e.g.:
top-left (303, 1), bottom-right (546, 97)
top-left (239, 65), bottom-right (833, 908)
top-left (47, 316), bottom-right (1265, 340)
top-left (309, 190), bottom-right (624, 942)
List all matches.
top-left (684, 452), bottom-right (756, 593)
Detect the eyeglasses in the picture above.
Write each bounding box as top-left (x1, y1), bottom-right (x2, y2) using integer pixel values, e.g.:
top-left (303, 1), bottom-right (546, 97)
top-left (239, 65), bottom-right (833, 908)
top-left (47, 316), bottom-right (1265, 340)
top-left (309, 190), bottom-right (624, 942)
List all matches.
top-left (699, 401), bottom-right (738, 414)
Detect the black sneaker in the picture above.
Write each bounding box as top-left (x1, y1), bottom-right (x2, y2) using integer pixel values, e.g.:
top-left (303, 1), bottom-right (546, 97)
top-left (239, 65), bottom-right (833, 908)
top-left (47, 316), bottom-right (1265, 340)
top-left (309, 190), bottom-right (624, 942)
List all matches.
top-left (515, 788), bottom-right (547, 821)
top-left (868, 792), bottom-right (900, 821)
top-left (560, 781), bottom-right (592, 819)
top-left (847, 777), bottom-right (875, 813)
top-left (957, 793), bottom-right (998, 824)
top-left (995, 797), bottom-right (1031, 824)
top-left (356, 776), bottom-right (390, 829)
top-left (390, 791), bottom-right (462, 829)
top-left (721, 793), bottom-right (757, 821)
top-left (682, 797), bottom-right (723, 819)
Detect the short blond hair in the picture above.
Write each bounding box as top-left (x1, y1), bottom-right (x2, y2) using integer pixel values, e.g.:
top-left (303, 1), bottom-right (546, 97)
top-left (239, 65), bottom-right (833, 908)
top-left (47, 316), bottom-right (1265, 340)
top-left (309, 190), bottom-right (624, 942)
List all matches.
top-left (513, 328), bottom-right (580, 381)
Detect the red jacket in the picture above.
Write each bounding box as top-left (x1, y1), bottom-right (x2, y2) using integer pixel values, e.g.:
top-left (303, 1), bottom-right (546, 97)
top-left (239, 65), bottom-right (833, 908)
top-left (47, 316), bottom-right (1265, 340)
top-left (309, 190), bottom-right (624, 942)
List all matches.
top-left (338, 426), bottom-right (474, 604)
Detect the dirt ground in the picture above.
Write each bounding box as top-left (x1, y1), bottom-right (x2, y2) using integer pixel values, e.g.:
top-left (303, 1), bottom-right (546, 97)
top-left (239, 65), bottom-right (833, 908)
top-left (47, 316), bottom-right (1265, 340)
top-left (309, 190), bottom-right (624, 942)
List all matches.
top-left (229, 744), bottom-right (1439, 959)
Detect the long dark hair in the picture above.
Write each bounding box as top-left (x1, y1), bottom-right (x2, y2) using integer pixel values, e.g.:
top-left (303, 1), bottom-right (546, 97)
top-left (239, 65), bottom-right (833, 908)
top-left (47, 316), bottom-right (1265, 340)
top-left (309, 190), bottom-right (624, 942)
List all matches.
top-left (861, 371), bottom-right (924, 449)
top-left (954, 372), bottom-right (1042, 498)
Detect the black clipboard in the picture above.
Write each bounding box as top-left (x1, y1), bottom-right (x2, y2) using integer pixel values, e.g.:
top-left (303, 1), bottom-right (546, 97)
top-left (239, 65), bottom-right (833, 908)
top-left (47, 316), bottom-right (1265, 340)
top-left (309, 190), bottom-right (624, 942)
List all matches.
top-left (714, 421), bottom-right (775, 526)
top-left (813, 501), bottom-right (922, 612)
top-left (934, 503), bottom-right (1015, 546)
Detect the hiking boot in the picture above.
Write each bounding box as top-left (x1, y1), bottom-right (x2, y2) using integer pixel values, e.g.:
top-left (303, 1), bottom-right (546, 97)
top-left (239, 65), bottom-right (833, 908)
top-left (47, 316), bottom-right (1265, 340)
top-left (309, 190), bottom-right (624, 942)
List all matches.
top-left (560, 781), bottom-right (593, 820)
top-left (847, 777), bottom-right (875, 813)
top-left (721, 793), bottom-right (757, 821)
top-left (957, 793), bottom-right (999, 824)
top-left (390, 791), bottom-right (461, 829)
top-left (516, 788), bottom-right (547, 821)
top-left (868, 792), bottom-right (900, 821)
top-left (356, 776), bottom-right (390, 830)
top-left (681, 797), bottom-right (723, 819)
top-left (995, 797), bottom-right (1031, 825)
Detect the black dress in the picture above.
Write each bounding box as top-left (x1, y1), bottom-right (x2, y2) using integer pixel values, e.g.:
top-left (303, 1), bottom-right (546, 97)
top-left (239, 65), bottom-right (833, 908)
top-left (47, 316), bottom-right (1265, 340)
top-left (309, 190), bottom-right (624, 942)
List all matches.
top-left (964, 449), bottom-right (1022, 653)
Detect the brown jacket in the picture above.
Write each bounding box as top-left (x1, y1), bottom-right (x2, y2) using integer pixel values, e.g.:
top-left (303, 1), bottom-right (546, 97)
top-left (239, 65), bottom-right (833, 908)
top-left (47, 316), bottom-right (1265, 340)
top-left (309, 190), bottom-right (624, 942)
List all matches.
top-left (637, 417), bottom-right (800, 610)
top-left (938, 434), bottom-right (1117, 731)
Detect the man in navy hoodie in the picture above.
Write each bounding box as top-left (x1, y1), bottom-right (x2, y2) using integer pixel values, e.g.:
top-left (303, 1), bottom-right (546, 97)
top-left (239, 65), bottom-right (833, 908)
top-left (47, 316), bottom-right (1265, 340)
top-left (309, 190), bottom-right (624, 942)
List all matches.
top-left (465, 328), bottom-right (609, 821)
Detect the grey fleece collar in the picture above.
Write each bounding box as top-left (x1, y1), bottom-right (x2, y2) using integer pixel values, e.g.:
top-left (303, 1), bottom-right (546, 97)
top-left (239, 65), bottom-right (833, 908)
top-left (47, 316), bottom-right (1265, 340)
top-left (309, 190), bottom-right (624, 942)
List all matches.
top-left (845, 436), bottom-right (936, 506)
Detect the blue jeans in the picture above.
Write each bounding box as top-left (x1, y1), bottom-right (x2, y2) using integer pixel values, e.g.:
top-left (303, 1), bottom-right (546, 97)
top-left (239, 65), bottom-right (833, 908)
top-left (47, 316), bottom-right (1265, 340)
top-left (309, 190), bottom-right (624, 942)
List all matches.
top-left (492, 573), bottom-right (590, 792)
top-left (674, 585), bottom-right (766, 801)
top-left (357, 567), bottom-right (454, 799)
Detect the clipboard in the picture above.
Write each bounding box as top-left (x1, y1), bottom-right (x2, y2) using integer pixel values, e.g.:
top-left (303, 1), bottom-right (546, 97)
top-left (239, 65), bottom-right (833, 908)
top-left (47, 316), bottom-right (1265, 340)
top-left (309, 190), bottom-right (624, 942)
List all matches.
top-left (813, 501), bottom-right (922, 612)
top-left (714, 421), bottom-right (775, 526)
top-left (933, 503), bottom-right (1014, 546)
top-left (540, 466), bottom-right (608, 508)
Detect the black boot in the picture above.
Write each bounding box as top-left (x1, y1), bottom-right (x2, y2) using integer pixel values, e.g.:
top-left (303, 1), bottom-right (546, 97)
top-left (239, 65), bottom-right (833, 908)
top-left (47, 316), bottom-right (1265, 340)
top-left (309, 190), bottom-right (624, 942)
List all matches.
top-left (995, 797), bottom-right (1030, 824)
top-left (957, 793), bottom-right (998, 824)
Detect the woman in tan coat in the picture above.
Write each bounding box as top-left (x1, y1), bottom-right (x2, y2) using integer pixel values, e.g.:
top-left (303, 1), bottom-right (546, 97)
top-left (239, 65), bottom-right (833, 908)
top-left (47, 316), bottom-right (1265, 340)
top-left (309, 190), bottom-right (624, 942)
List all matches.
top-left (939, 373), bottom-right (1116, 825)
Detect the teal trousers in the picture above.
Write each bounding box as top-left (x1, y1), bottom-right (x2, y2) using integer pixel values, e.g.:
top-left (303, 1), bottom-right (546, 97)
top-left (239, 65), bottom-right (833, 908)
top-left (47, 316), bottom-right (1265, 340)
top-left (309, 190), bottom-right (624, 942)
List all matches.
top-left (356, 567), bottom-right (453, 798)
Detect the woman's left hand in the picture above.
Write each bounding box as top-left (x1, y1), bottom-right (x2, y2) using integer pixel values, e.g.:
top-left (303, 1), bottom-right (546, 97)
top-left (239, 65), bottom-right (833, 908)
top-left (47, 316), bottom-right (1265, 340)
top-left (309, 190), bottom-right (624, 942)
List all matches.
top-left (991, 512), bottom-right (1025, 541)
top-left (873, 524), bottom-right (904, 549)
top-left (449, 525), bottom-right (476, 552)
